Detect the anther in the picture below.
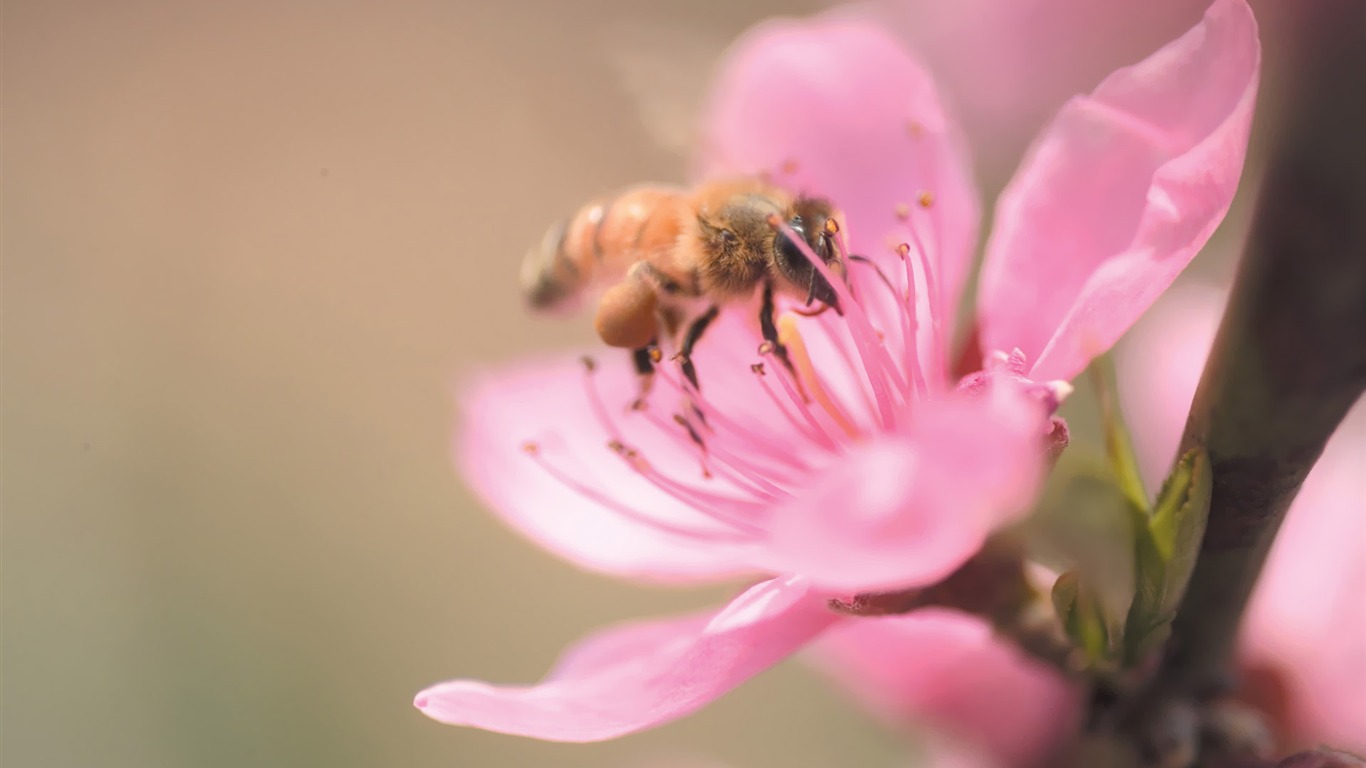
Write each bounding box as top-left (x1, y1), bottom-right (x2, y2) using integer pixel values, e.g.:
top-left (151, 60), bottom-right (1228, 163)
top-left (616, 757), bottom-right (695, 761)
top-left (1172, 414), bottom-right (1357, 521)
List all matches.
top-left (894, 203), bottom-right (910, 221)
top-left (766, 213), bottom-right (783, 230)
top-left (1048, 380), bottom-right (1075, 403)
top-left (780, 158), bottom-right (800, 174)
top-left (823, 219), bottom-right (840, 236)
top-left (521, 441), bottom-right (540, 456)
top-left (630, 398), bottom-right (648, 412)
top-left (896, 242), bottom-right (912, 259)
top-left (757, 340), bottom-right (776, 356)
top-left (580, 355), bottom-right (597, 372)
top-left (648, 347), bottom-right (663, 364)
top-left (917, 191), bottom-right (935, 209)
top-left (608, 439), bottom-right (626, 454)
top-left (906, 120), bottom-right (925, 138)
top-left (751, 362), bottom-right (766, 376)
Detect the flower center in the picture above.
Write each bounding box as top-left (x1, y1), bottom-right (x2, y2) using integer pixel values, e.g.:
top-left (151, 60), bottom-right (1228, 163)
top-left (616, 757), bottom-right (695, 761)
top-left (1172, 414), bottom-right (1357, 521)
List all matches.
top-left (516, 190), bottom-right (956, 543)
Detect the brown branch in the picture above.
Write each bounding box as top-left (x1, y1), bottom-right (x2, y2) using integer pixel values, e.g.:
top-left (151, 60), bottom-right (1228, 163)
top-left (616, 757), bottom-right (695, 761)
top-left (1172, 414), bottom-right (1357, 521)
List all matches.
top-left (1151, 0), bottom-right (1366, 704)
top-left (1107, 1), bottom-right (1366, 764)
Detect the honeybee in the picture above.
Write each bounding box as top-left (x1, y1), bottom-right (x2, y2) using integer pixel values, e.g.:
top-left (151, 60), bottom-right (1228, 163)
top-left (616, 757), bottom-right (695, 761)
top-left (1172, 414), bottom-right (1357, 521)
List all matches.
top-left (521, 178), bottom-right (847, 392)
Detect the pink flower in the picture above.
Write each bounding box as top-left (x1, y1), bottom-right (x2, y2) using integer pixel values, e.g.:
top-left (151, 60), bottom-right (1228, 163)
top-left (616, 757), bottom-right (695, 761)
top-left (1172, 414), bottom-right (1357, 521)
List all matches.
top-left (416, 0), bottom-right (1260, 743)
top-left (866, 0), bottom-right (1212, 175)
top-left (808, 609), bottom-right (1081, 767)
top-left (1120, 285), bottom-right (1366, 754)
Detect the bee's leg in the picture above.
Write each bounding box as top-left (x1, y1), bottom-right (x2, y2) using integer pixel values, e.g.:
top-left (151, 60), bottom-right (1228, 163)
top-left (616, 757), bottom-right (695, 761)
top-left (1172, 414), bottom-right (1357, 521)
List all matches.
top-left (760, 280), bottom-right (797, 378)
top-left (629, 342), bottom-right (659, 409)
top-left (595, 269), bottom-right (658, 349)
top-left (678, 305), bottom-right (720, 391)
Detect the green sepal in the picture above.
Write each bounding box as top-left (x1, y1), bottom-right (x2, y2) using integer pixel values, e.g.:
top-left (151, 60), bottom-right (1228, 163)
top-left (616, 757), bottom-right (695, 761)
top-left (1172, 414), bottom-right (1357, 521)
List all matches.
top-left (1123, 447), bottom-right (1213, 663)
top-left (1052, 570), bottom-right (1112, 665)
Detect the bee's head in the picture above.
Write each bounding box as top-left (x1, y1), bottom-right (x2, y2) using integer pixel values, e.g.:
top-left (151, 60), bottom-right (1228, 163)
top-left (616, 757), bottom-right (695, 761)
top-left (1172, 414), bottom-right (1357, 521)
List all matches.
top-left (772, 197), bottom-right (845, 312)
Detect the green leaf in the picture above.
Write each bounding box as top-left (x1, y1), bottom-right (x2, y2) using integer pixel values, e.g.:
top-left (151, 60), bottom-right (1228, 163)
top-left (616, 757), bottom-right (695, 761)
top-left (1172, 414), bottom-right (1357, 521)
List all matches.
top-left (1052, 570), bottom-right (1112, 665)
top-left (1123, 447), bottom-right (1213, 663)
top-left (1150, 448), bottom-right (1212, 619)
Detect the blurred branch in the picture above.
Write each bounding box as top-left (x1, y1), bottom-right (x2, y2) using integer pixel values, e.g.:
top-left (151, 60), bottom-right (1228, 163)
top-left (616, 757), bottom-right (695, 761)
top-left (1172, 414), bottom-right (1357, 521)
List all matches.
top-left (1153, 0), bottom-right (1366, 702)
top-left (832, 536), bottom-right (1082, 674)
top-left (1114, 0), bottom-right (1366, 763)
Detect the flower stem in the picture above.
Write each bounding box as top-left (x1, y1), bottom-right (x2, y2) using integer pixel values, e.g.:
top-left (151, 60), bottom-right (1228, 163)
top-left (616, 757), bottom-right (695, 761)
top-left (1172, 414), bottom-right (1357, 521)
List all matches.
top-left (1149, 0), bottom-right (1366, 705)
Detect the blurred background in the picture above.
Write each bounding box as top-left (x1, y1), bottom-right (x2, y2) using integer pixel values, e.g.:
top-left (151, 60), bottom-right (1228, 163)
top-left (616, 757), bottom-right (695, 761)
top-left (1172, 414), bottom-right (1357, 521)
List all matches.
top-left (3, 1), bottom-right (1281, 767)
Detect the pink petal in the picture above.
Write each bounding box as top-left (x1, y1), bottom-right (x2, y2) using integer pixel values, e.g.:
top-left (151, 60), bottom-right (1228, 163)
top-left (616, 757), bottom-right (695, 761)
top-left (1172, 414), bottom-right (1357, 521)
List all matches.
top-left (872, 0), bottom-right (1207, 175)
top-left (1240, 406), bottom-right (1366, 752)
top-left (809, 609), bottom-right (1080, 766)
top-left (414, 575), bottom-right (842, 741)
top-left (458, 353), bottom-right (762, 584)
top-left (756, 385), bottom-right (1046, 593)
top-left (977, 0), bottom-right (1260, 382)
top-left (1117, 282), bottom-right (1227, 490)
top-left (695, 8), bottom-right (980, 331)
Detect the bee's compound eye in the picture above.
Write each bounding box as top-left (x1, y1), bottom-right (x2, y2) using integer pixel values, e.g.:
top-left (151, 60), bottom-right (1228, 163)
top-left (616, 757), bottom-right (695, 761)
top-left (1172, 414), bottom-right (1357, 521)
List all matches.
top-left (719, 229), bottom-right (738, 245)
top-left (776, 217), bottom-right (808, 267)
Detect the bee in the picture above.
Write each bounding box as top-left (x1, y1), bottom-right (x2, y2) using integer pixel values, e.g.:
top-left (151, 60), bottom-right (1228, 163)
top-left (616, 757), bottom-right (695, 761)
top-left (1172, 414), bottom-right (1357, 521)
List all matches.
top-left (521, 178), bottom-right (847, 393)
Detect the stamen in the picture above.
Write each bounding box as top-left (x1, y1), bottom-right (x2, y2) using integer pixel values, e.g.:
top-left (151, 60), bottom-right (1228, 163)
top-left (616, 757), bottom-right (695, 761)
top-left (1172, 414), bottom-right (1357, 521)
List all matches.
top-left (778, 314), bottom-right (860, 439)
top-left (638, 467), bottom-right (768, 534)
top-left (652, 364), bottom-right (807, 470)
top-left (830, 224), bottom-right (910, 398)
top-left (902, 212), bottom-right (946, 388)
top-left (895, 243), bottom-right (929, 397)
top-left (580, 356), bottom-right (625, 441)
top-left (701, 438), bottom-right (797, 498)
top-left (848, 253), bottom-right (920, 402)
top-left (607, 441), bottom-right (768, 534)
top-left (524, 443), bottom-right (749, 542)
top-left (651, 410), bottom-right (786, 501)
top-left (807, 311), bottom-right (881, 418)
top-left (849, 255), bottom-right (901, 302)
top-left (768, 215), bottom-right (901, 428)
top-left (754, 348), bottom-right (842, 450)
top-left (661, 410), bottom-right (713, 479)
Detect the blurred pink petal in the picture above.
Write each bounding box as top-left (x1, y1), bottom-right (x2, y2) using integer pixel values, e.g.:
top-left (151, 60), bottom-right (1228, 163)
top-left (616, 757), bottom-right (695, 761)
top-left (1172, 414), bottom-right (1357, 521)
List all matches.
top-left (414, 576), bottom-right (841, 741)
top-left (757, 386), bottom-right (1047, 593)
top-left (459, 354), bottom-right (762, 584)
top-left (873, 0), bottom-right (1207, 176)
top-left (1240, 409), bottom-right (1366, 752)
top-left (809, 609), bottom-right (1079, 767)
top-left (695, 9), bottom-right (979, 331)
top-left (1120, 286), bottom-right (1366, 752)
top-left (978, 0), bottom-right (1260, 383)
top-left (1117, 282), bottom-right (1227, 490)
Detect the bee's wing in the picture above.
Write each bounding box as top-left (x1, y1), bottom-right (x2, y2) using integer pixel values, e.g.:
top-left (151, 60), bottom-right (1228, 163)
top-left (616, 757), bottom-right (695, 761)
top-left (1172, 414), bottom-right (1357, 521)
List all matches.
top-left (600, 20), bottom-right (731, 163)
